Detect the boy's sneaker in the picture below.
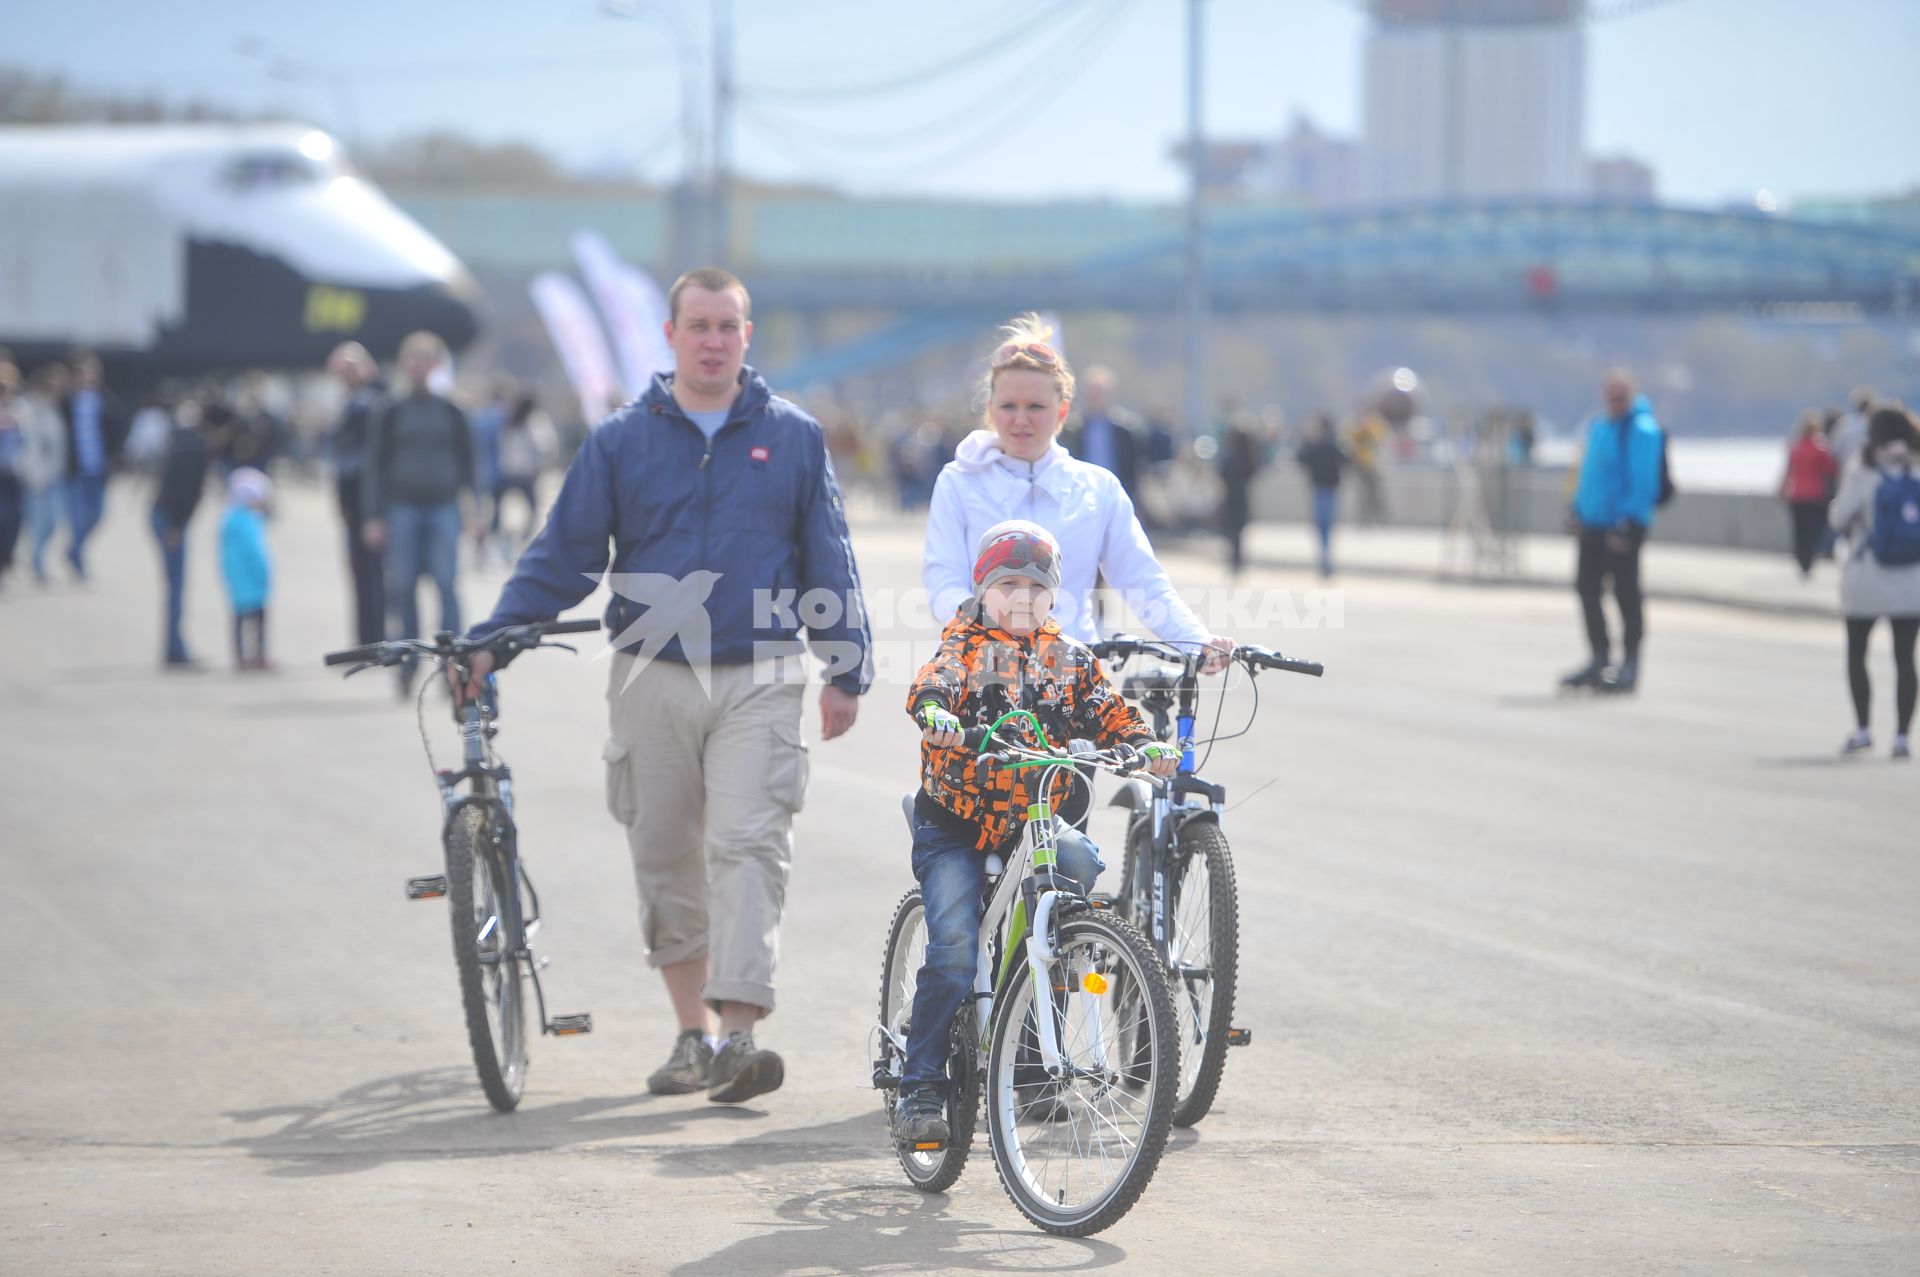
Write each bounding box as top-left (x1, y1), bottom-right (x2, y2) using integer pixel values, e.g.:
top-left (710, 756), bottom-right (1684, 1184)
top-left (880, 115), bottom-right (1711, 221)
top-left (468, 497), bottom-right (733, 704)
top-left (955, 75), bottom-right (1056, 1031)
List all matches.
top-left (1840, 730), bottom-right (1873, 757)
top-left (646, 1028), bottom-right (714, 1095)
top-left (708, 1032), bottom-right (784, 1104)
top-left (1893, 736), bottom-right (1912, 761)
top-left (895, 1089), bottom-right (950, 1147)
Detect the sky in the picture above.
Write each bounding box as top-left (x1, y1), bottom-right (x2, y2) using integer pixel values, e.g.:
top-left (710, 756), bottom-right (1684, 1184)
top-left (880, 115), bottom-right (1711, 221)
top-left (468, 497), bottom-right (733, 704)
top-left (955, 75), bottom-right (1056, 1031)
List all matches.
top-left (13, 0), bottom-right (1919, 207)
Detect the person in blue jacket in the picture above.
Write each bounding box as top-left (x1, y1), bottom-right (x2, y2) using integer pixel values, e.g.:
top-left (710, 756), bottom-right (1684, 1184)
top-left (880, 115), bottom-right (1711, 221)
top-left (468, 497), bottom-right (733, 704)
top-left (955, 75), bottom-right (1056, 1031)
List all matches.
top-left (459, 267), bottom-right (873, 1106)
top-left (1562, 369), bottom-right (1663, 693)
top-left (220, 466), bottom-right (274, 671)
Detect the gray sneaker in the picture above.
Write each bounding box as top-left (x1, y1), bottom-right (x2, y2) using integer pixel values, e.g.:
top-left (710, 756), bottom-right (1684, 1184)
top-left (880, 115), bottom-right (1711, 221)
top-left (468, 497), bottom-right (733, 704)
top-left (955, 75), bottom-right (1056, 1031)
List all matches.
top-left (647, 1029), bottom-right (714, 1095)
top-left (707, 1032), bottom-right (784, 1104)
top-left (895, 1089), bottom-right (950, 1147)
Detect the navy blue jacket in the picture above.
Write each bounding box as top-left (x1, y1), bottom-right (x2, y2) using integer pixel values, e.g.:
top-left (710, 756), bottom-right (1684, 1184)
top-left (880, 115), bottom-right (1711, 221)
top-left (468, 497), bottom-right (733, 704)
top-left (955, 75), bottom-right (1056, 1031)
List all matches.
top-left (472, 368), bottom-right (873, 694)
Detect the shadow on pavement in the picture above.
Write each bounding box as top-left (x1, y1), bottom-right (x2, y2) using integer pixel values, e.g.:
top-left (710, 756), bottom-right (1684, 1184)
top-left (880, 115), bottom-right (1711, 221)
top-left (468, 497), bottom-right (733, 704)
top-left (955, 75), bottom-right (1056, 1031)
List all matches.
top-left (223, 1066), bottom-right (760, 1177)
top-left (673, 1184), bottom-right (1126, 1276)
top-left (652, 1110), bottom-right (888, 1178)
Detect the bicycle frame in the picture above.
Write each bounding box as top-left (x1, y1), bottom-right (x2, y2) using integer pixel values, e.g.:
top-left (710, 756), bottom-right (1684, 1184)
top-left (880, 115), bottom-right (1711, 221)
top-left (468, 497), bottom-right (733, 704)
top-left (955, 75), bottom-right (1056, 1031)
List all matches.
top-left (1114, 674), bottom-right (1227, 965)
top-left (433, 687), bottom-right (575, 1037)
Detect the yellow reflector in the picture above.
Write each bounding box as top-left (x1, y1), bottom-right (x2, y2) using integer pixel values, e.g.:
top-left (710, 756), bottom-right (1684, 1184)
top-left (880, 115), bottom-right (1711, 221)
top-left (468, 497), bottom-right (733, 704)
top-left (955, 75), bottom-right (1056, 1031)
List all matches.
top-left (914, 1142), bottom-right (943, 1151)
top-left (1082, 972), bottom-right (1109, 995)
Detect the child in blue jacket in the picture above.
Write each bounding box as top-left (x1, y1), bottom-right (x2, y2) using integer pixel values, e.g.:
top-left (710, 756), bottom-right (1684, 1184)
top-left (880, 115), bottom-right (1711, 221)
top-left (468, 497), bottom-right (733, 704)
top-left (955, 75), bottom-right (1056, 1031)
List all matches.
top-left (221, 467), bottom-right (274, 671)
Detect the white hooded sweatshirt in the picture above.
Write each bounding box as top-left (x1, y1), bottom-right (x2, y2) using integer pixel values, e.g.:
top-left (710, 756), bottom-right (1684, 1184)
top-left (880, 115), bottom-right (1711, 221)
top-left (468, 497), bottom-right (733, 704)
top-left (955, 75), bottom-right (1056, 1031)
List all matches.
top-left (923, 429), bottom-right (1209, 649)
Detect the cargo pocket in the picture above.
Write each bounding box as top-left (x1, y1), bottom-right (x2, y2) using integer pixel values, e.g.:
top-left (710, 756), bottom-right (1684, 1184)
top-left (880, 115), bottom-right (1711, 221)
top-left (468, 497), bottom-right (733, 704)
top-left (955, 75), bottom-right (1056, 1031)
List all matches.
top-left (602, 739), bottom-right (637, 825)
top-left (767, 720), bottom-right (811, 814)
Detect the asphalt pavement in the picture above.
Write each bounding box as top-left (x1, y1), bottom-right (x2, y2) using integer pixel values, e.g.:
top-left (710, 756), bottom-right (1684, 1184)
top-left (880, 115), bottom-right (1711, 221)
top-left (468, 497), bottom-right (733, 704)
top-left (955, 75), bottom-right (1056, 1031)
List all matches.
top-left (1, 479), bottom-right (1914, 1275)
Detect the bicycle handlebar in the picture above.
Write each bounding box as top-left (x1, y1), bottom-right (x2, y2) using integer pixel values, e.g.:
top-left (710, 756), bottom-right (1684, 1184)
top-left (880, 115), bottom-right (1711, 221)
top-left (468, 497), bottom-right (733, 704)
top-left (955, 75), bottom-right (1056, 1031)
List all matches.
top-left (321, 616), bottom-right (602, 671)
top-left (1090, 633), bottom-right (1324, 680)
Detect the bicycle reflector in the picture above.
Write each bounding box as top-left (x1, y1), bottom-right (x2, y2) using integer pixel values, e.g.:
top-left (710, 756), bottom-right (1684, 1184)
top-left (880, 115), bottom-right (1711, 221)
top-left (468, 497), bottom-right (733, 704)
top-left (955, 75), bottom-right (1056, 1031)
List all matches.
top-left (1082, 972), bottom-right (1109, 995)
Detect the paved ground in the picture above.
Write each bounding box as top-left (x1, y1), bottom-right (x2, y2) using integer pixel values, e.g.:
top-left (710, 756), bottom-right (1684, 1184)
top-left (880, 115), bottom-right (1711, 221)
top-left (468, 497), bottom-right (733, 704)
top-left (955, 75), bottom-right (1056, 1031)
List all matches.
top-left (2, 479), bottom-right (1915, 1275)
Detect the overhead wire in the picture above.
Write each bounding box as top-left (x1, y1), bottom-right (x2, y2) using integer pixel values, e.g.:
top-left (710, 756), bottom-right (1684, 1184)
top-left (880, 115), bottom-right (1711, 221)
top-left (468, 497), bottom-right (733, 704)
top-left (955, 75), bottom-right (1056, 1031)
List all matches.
top-left (739, 0), bottom-right (1093, 102)
top-left (740, 0), bottom-right (1137, 182)
top-left (738, 0), bottom-right (1115, 156)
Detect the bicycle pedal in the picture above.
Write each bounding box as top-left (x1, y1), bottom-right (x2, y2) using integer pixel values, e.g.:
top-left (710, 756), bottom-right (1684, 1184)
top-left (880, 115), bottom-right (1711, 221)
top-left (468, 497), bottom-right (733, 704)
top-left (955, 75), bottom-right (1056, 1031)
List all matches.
top-left (404, 875), bottom-right (449, 900)
top-left (1087, 893), bottom-right (1114, 909)
top-left (1226, 1026), bottom-right (1253, 1047)
top-left (547, 1013), bottom-right (592, 1036)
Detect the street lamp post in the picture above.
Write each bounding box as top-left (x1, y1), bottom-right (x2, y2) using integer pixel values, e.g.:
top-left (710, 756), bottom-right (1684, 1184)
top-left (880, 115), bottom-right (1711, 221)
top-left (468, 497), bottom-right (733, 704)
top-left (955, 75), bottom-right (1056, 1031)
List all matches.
top-left (601, 0), bottom-right (706, 267)
top-left (1183, 0), bottom-right (1208, 445)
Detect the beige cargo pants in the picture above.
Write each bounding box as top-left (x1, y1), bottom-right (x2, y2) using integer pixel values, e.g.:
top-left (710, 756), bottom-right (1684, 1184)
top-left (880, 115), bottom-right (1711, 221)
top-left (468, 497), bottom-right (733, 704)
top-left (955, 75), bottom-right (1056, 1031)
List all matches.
top-left (602, 650), bottom-right (809, 1015)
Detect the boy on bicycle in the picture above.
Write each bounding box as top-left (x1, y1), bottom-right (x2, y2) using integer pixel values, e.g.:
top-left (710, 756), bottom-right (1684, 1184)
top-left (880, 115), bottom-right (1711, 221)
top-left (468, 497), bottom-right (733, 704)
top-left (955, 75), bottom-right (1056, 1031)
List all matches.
top-left (897, 519), bottom-right (1178, 1145)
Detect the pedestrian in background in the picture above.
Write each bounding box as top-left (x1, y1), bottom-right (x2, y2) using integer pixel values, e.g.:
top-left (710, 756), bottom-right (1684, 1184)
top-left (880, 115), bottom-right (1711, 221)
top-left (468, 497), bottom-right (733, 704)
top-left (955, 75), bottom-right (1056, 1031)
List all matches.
top-left (325, 342), bottom-right (388, 647)
top-left (1345, 411), bottom-right (1389, 525)
top-left (1560, 370), bottom-right (1664, 694)
top-left (361, 330), bottom-right (478, 696)
top-left (20, 363), bottom-right (68, 585)
top-left (1297, 412), bottom-right (1346, 578)
top-left (1830, 406), bottom-right (1920, 759)
top-left (1218, 421), bottom-right (1263, 577)
top-left (221, 467), bottom-right (275, 672)
top-left (1829, 387), bottom-right (1875, 472)
top-left (1061, 365), bottom-right (1145, 512)
top-left (1780, 409), bottom-right (1837, 578)
top-left (57, 350), bottom-right (128, 582)
top-left (0, 365), bottom-right (25, 589)
top-left (149, 389), bottom-right (221, 668)
top-left (491, 393), bottom-right (552, 555)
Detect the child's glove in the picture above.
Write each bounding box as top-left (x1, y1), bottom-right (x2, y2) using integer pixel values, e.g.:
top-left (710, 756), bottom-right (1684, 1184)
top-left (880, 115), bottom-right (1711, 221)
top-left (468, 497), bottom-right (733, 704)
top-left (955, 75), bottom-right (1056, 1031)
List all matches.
top-left (1138, 741), bottom-right (1180, 777)
top-left (917, 701), bottom-right (963, 748)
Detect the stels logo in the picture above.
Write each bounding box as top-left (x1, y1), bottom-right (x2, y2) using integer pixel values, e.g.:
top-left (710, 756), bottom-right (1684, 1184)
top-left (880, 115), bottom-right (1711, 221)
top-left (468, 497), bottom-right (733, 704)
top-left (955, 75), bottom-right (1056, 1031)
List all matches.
top-left (750, 446), bottom-right (771, 462)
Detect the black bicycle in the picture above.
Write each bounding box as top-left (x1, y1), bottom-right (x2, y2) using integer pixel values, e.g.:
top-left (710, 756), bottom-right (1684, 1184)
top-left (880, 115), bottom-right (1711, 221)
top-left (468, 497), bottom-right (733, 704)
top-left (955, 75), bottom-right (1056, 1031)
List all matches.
top-left (323, 616), bottom-right (601, 1111)
top-left (1089, 633), bottom-right (1324, 1127)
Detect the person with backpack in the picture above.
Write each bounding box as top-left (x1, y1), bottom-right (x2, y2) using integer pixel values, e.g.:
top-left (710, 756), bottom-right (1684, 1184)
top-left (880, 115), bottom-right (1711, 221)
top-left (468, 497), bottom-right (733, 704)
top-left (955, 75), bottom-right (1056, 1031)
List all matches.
top-left (1560, 369), bottom-right (1666, 694)
top-left (1829, 406), bottom-right (1920, 759)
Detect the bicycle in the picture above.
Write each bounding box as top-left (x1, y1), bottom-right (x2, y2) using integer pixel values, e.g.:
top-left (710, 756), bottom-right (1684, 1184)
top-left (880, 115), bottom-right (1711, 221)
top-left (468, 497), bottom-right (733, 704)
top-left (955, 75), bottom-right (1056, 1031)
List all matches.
top-left (871, 713), bottom-right (1180, 1237)
top-left (323, 616), bottom-right (602, 1112)
top-left (1088, 633), bottom-right (1324, 1128)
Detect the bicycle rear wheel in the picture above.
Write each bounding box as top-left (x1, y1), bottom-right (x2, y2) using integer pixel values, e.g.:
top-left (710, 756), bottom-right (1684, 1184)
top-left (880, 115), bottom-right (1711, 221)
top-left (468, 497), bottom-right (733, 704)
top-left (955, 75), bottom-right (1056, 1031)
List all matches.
top-left (1123, 816), bottom-right (1240, 1127)
top-left (876, 889), bottom-right (977, 1192)
top-left (985, 907), bottom-right (1176, 1236)
top-left (445, 804), bottom-right (527, 1112)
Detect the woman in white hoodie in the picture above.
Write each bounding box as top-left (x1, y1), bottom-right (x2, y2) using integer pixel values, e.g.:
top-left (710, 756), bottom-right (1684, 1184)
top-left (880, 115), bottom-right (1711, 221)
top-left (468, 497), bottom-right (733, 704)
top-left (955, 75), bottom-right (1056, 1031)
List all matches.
top-left (923, 315), bottom-right (1231, 669)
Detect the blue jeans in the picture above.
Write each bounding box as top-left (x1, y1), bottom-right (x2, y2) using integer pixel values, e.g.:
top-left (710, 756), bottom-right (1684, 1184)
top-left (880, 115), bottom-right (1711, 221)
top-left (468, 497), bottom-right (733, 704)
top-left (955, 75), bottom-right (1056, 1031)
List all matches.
top-left (65, 474), bottom-right (108, 577)
top-left (28, 483), bottom-right (63, 580)
top-left (902, 799), bottom-right (1104, 1092)
top-left (384, 501), bottom-right (463, 644)
top-left (149, 508), bottom-right (190, 662)
top-left (1311, 484), bottom-right (1339, 576)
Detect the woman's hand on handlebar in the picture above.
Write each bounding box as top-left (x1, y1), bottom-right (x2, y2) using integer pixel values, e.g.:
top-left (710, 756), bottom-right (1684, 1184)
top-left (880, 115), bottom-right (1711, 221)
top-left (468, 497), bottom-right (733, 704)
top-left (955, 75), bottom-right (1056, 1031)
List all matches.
top-left (1200, 635), bottom-right (1235, 675)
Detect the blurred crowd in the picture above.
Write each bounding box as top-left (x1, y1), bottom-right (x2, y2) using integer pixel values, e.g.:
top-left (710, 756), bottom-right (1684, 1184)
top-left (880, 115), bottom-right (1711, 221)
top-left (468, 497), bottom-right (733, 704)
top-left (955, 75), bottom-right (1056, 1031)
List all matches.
top-left (0, 339), bottom-right (577, 678)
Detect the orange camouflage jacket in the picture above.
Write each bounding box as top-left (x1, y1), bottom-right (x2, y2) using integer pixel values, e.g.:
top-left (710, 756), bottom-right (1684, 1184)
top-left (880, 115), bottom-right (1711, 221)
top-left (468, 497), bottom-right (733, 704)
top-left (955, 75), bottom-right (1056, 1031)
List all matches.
top-left (907, 603), bottom-right (1153, 853)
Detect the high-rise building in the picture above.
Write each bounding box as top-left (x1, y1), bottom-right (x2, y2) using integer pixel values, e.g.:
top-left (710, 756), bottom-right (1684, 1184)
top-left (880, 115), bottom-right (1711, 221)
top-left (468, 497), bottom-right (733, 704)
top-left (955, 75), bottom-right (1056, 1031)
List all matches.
top-left (1362, 0), bottom-right (1588, 205)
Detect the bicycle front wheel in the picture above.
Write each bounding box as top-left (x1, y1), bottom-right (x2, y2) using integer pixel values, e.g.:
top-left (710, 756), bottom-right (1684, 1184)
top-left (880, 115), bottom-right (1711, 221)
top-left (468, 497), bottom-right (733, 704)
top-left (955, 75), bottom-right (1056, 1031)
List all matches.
top-left (1124, 816), bottom-right (1241, 1127)
top-left (985, 907), bottom-right (1176, 1236)
top-left (445, 804), bottom-right (527, 1112)
top-left (877, 889), bottom-right (978, 1192)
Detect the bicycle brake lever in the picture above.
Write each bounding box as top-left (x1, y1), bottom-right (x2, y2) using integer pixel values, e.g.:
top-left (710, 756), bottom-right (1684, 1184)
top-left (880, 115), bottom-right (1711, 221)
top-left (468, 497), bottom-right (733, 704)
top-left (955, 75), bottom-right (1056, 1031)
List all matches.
top-left (542, 641), bottom-right (579, 655)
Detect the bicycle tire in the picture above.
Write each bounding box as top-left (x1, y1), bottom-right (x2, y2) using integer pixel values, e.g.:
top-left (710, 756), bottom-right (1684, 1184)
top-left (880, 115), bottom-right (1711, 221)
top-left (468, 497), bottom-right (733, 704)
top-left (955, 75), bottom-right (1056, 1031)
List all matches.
top-left (1123, 814), bottom-right (1241, 1126)
top-left (445, 804), bottom-right (528, 1112)
top-left (877, 888), bottom-right (978, 1192)
top-left (984, 907), bottom-right (1177, 1236)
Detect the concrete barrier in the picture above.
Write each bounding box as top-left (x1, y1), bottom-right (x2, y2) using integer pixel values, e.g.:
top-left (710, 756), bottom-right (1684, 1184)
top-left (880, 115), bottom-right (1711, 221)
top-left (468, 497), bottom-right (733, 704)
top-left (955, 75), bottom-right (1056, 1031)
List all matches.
top-left (1241, 465), bottom-right (1793, 554)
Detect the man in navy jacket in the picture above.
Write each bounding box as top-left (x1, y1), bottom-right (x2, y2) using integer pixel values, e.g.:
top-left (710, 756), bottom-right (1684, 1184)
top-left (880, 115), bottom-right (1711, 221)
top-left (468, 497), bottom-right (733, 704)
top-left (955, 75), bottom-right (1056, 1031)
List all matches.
top-left (465, 268), bottom-right (871, 1104)
top-left (1562, 369), bottom-right (1663, 694)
